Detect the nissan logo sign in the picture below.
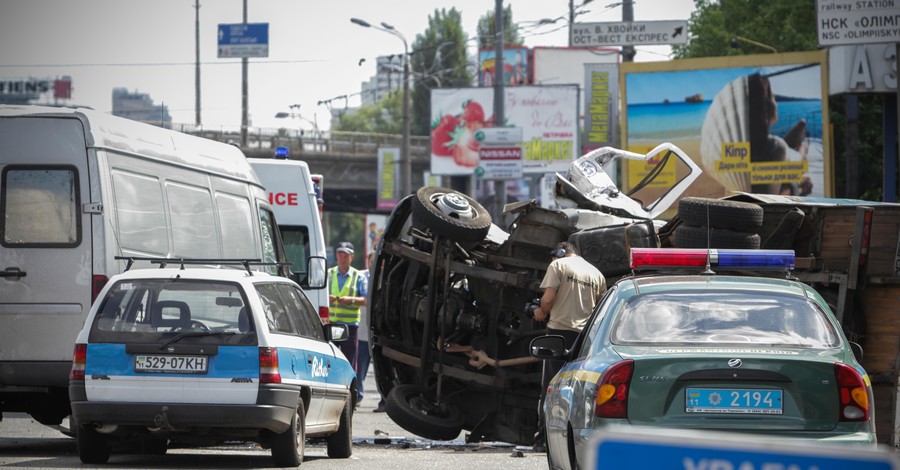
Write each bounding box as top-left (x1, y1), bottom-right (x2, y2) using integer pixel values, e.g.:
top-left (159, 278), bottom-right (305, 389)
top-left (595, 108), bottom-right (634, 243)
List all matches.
top-left (728, 358), bottom-right (742, 368)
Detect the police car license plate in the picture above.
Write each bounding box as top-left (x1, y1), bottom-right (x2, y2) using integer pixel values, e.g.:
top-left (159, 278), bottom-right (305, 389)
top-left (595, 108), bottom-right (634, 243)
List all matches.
top-left (685, 388), bottom-right (783, 414)
top-left (135, 354), bottom-right (208, 374)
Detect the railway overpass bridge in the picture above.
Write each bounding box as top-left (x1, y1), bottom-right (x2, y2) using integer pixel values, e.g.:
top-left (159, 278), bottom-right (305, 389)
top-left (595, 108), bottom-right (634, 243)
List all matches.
top-left (177, 125), bottom-right (433, 213)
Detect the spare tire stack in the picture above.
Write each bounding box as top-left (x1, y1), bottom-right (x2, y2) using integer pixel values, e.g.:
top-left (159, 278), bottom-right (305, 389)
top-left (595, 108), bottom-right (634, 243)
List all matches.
top-left (673, 197), bottom-right (764, 249)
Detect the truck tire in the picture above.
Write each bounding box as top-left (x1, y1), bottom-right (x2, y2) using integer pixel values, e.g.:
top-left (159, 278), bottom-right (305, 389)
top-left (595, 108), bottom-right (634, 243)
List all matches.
top-left (762, 208), bottom-right (805, 249)
top-left (411, 187), bottom-right (491, 243)
top-left (678, 197), bottom-right (763, 233)
top-left (673, 225), bottom-right (761, 249)
top-left (385, 384), bottom-right (464, 441)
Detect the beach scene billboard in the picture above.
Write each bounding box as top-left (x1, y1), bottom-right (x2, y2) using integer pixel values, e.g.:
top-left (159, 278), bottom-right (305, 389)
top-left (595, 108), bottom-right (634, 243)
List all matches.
top-left (621, 51), bottom-right (830, 198)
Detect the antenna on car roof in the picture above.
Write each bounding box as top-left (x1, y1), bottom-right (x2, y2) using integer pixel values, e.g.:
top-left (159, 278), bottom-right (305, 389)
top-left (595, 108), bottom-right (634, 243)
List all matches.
top-left (702, 195), bottom-right (715, 275)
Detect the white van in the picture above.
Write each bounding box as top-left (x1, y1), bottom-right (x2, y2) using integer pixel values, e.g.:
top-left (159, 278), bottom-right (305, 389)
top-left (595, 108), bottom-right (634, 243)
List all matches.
top-left (0, 105), bottom-right (309, 426)
top-left (248, 158), bottom-right (328, 323)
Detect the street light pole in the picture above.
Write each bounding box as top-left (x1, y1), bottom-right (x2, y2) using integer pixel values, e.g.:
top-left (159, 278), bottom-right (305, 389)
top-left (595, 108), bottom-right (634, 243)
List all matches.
top-left (351, 18), bottom-right (412, 199)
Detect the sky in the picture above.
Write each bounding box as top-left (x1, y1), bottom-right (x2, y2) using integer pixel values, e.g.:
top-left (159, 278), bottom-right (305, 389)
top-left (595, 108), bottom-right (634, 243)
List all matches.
top-left (1, 0), bottom-right (696, 132)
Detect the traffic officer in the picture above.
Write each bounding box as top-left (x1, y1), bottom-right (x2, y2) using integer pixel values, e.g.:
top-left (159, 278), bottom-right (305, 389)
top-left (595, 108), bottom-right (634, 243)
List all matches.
top-left (328, 241), bottom-right (367, 369)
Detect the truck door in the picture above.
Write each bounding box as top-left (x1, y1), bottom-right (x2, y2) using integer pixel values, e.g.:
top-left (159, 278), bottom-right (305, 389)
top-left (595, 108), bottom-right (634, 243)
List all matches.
top-left (0, 116), bottom-right (93, 389)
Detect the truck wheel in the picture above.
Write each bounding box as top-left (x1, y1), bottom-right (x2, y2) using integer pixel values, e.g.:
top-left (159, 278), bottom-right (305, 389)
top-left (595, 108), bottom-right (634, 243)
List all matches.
top-left (678, 197), bottom-right (763, 232)
top-left (385, 384), bottom-right (464, 441)
top-left (673, 225), bottom-right (760, 249)
top-left (411, 187), bottom-right (491, 242)
top-left (326, 395), bottom-right (353, 458)
top-left (76, 427), bottom-right (111, 464)
top-left (271, 402), bottom-right (306, 467)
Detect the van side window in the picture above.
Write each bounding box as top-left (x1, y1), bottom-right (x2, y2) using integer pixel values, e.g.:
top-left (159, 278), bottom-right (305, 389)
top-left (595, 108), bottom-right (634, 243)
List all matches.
top-left (1, 166), bottom-right (81, 247)
top-left (111, 170), bottom-right (168, 254)
top-left (258, 207), bottom-right (280, 275)
top-left (166, 182), bottom-right (217, 258)
top-left (216, 193), bottom-right (256, 259)
top-left (281, 226), bottom-right (310, 282)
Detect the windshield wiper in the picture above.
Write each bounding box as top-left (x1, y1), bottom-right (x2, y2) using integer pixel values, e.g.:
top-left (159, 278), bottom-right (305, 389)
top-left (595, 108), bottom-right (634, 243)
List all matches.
top-left (161, 331), bottom-right (238, 349)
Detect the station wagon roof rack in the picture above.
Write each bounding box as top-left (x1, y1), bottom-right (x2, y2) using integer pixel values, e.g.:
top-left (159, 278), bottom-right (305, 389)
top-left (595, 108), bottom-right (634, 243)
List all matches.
top-left (114, 256), bottom-right (286, 275)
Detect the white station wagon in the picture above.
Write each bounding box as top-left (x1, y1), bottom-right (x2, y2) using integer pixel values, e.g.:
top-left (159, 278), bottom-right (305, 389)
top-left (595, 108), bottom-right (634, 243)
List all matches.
top-left (68, 259), bottom-right (355, 466)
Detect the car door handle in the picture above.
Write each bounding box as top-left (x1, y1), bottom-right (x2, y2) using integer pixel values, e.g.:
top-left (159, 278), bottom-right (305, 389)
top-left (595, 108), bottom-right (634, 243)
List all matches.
top-left (0, 268), bottom-right (26, 279)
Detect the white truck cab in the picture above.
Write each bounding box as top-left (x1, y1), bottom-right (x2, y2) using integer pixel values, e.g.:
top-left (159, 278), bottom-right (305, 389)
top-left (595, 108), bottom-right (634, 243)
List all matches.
top-left (249, 158), bottom-right (329, 323)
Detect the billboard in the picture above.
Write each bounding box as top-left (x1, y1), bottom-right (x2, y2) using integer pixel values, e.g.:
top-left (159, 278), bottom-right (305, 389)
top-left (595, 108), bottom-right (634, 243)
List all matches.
top-left (532, 47), bottom-right (619, 87)
top-left (583, 63), bottom-right (620, 152)
top-left (376, 147), bottom-right (399, 210)
top-left (478, 48), bottom-right (529, 86)
top-left (621, 51), bottom-right (830, 198)
top-left (430, 85), bottom-right (579, 176)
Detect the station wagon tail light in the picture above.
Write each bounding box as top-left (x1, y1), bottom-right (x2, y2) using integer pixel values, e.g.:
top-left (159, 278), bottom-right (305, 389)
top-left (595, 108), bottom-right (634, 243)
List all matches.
top-left (259, 347), bottom-right (281, 383)
top-left (70, 343), bottom-right (87, 381)
top-left (91, 275), bottom-right (109, 302)
top-left (595, 360), bottom-right (634, 419)
top-left (835, 363), bottom-right (870, 421)
top-left (631, 248), bottom-right (795, 271)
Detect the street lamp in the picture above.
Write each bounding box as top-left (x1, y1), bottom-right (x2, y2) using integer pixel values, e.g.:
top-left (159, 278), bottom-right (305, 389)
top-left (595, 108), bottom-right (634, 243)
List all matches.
top-left (730, 35), bottom-right (778, 54)
top-left (351, 17), bottom-right (412, 199)
top-left (275, 104), bottom-right (321, 152)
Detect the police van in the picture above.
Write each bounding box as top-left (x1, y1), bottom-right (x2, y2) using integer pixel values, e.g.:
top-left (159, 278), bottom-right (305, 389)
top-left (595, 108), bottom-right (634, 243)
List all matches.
top-left (0, 105), bottom-right (313, 427)
top-left (249, 156), bottom-right (329, 323)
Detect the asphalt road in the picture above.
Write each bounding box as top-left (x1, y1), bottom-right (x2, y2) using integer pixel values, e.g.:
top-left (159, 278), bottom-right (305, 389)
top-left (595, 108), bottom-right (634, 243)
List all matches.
top-left (0, 372), bottom-right (547, 469)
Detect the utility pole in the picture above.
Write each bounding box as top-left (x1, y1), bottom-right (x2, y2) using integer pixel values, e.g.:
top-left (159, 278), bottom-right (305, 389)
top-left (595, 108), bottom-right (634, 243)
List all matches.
top-left (194, 0), bottom-right (201, 127)
top-left (622, 0), bottom-right (636, 62)
top-left (240, 0), bottom-right (249, 147)
top-left (493, 0), bottom-right (506, 222)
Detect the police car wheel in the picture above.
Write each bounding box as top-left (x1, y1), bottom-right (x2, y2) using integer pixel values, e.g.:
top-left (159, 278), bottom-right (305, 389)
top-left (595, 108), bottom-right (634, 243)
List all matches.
top-left (76, 426), bottom-right (111, 464)
top-left (271, 402), bottom-right (306, 467)
top-left (326, 395), bottom-right (353, 458)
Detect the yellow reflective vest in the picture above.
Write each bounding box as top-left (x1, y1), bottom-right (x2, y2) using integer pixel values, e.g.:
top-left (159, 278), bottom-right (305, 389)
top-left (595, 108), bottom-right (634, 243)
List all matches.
top-left (328, 266), bottom-right (361, 323)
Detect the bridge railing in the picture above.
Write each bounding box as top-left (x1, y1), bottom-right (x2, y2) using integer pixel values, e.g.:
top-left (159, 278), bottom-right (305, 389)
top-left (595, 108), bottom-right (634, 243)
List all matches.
top-left (170, 123), bottom-right (430, 160)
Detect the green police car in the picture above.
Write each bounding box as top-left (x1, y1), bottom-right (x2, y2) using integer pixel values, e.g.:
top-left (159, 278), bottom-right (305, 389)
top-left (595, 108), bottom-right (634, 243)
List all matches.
top-left (531, 248), bottom-right (876, 470)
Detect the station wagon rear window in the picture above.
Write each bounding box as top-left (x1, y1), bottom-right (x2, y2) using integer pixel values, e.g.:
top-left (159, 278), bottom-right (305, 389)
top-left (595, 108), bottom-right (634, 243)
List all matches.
top-left (1, 165), bottom-right (80, 247)
top-left (610, 291), bottom-right (840, 348)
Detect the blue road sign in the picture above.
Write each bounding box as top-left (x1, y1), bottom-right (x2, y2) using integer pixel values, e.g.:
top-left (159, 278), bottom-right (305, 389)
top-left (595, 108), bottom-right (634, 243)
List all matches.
top-left (217, 23), bottom-right (269, 58)
top-left (590, 428), bottom-right (899, 470)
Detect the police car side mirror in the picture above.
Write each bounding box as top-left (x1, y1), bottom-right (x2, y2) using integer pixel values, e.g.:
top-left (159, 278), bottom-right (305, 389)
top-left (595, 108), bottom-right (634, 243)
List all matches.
top-left (530, 335), bottom-right (568, 360)
top-left (325, 322), bottom-right (349, 342)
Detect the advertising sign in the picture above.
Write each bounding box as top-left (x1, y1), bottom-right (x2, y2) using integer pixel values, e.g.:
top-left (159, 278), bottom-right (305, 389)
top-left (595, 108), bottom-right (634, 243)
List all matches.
top-left (217, 23), bottom-right (269, 58)
top-left (478, 48), bottom-right (529, 86)
top-left (376, 147), bottom-right (399, 210)
top-left (817, 0), bottom-right (900, 46)
top-left (430, 85), bottom-right (579, 176)
top-left (584, 63), bottom-right (620, 153)
top-left (622, 51), bottom-right (830, 198)
top-left (365, 214), bottom-right (387, 261)
top-left (477, 146), bottom-right (523, 180)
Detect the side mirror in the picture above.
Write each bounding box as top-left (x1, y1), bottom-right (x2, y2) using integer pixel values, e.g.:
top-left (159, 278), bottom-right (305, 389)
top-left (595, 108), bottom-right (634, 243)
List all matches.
top-left (304, 256), bottom-right (327, 289)
top-left (325, 322), bottom-right (349, 342)
top-left (530, 335), bottom-right (568, 360)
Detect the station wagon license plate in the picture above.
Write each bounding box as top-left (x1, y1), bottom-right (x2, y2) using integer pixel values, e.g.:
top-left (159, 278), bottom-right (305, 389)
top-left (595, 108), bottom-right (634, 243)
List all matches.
top-left (135, 354), bottom-right (208, 374)
top-left (686, 388), bottom-right (782, 414)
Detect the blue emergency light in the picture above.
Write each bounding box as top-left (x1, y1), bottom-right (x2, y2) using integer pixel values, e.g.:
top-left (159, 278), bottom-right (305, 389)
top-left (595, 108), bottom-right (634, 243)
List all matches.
top-left (631, 248), bottom-right (795, 271)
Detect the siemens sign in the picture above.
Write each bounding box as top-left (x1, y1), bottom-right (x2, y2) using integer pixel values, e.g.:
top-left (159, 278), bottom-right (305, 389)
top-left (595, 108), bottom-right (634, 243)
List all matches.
top-left (0, 79), bottom-right (51, 95)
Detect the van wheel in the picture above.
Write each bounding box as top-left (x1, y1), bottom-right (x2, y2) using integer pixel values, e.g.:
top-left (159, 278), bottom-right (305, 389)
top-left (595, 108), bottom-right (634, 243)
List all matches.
top-left (326, 395), bottom-right (353, 458)
top-left (271, 402), bottom-right (305, 467)
top-left (411, 187), bottom-right (491, 242)
top-left (77, 427), bottom-right (111, 464)
top-left (678, 197), bottom-right (763, 232)
top-left (385, 384), bottom-right (464, 441)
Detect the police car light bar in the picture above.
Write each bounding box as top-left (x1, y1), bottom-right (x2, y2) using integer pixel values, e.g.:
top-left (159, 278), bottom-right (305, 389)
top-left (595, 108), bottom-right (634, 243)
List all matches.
top-left (631, 248), bottom-right (795, 271)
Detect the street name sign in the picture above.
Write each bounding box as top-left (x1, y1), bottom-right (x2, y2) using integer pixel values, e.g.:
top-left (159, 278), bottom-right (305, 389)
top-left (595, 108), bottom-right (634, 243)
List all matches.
top-left (817, 0), bottom-right (900, 46)
top-left (571, 20), bottom-right (689, 47)
top-left (218, 23), bottom-right (269, 58)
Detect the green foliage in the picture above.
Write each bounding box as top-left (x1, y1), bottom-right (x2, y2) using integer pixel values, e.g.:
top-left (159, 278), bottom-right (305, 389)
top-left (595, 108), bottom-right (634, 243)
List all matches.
top-left (673, 0), bottom-right (817, 58)
top-left (475, 5), bottom-right (523, 50)
top-left (333, 92), bottom-right (403, 134)
top-left (410, 8), bottom-right (473, 136)
top-left (326, 212), bottom-right (366, 269)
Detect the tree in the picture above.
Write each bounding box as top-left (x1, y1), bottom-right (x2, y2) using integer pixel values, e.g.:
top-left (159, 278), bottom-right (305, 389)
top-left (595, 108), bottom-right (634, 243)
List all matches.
top-left (410, 8), bottom-right (473, 136)
top-left (475, 5), bottom-right (524, 51)
top-left (674, 0), bottom-right (884, 201)
top-left (333, 92), bottom-right (402, 134)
